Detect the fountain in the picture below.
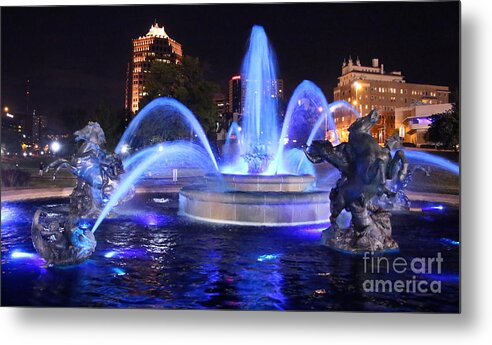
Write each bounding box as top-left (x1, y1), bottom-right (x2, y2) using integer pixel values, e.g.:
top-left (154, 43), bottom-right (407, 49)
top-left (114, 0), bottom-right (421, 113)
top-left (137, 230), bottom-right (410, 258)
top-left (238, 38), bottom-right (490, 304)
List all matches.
top-left (179, 26), bottom-right (342, 226)
top-left (31, 24), bottom-right (461, 264)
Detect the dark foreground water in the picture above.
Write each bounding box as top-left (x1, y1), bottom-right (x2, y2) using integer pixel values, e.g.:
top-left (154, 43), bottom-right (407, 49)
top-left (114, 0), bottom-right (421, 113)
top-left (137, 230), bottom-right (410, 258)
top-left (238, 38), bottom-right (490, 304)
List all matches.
top-left (1, 194), bottom-right (459, 311)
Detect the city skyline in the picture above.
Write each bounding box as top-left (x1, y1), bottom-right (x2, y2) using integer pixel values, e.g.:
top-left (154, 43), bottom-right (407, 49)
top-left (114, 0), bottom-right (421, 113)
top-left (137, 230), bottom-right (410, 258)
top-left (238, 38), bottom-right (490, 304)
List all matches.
top-left (1, 3), bottom-right (459, 126)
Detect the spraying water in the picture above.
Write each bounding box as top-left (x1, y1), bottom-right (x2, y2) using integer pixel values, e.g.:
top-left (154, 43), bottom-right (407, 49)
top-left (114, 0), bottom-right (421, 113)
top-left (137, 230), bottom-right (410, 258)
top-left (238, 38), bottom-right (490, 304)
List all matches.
top-left (92, 142), bottom-right (219, 233)
top-left (115, 97), bottom-right (219, 171)
top-left (240, 25), bottom-right (280, 165)
top-left (401, 149), bottom-right (459, 175)
top-left (306, 100), bottom-right (360, 147)
top-left (123, 141), bottom-right (218, 175)
top-left (272, 80), bottom-right (339, 173)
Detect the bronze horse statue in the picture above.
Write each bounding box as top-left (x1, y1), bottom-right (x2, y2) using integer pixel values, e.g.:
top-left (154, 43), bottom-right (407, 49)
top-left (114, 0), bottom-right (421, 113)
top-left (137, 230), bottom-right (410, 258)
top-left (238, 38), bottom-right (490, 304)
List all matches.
top-left (305, 109), bottom-right (407, 252)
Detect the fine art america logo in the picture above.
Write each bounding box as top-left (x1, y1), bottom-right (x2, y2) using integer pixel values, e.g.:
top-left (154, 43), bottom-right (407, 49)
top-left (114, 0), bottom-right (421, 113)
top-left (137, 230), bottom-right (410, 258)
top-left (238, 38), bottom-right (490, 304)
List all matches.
top-left (362, 252), bottom-right (444, 294)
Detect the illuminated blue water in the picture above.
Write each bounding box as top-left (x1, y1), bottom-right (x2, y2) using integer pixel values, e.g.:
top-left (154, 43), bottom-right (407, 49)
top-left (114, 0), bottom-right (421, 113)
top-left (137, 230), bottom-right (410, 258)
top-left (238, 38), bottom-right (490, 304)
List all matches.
top-left (93, 142), bottom-right (219, 233)
top-left (2, 197), bottom-right (459, 311)
top-left (240, 25), bottom-right (280, 160)
top-left (402, 149), bottom-right (459, 175)
top-left (273, 80), bottom-right (341, 173)
top-left (115, 97), bottom-right (219, 171)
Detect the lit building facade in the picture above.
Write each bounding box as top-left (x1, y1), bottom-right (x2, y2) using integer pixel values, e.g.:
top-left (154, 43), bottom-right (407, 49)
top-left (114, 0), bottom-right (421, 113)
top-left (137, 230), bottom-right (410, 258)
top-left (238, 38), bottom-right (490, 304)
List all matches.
top-left (395, 103), bottom-right (452, 147)
top-left (32, 110), bottom-right (48, 145)
top-left (125, 22), bottom-right (183, 115)
top-left (1, 111), bottom-right (31, 155)
top-left (333, 57), bottom-right (450, 143)
top-left (228, 75), bottom-right (242, 114)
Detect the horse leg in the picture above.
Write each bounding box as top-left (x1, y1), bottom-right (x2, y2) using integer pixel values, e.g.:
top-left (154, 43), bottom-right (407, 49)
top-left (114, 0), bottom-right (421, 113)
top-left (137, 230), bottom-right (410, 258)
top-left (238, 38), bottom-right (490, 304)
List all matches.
top-left (387, 150), bottom-right (408, 182)
top-left (329, 190), bottom-right (345, 229)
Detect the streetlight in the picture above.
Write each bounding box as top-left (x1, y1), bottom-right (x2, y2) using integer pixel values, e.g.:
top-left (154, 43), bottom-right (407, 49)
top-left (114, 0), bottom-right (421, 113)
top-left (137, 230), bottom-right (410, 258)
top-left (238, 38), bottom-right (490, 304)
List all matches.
top-left (4, 106), bottom-right (9, 113)
top-left (51, 141), bottom-right (61, 154)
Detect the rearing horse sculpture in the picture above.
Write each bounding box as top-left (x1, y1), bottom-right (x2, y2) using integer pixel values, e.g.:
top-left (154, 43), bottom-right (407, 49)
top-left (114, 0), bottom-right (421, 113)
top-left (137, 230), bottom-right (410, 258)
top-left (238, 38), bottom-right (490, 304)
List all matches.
top-left (46, 122), bottom-right (133, 217)
top-left (305, 109), bottom-right (408, 252)
top-left (32, 122), bottom-right (134, 266)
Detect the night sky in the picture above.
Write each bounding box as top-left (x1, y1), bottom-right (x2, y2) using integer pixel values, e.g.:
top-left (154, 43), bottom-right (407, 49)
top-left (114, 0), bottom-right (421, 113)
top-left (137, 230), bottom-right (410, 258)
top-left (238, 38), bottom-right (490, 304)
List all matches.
top-left (1, 2), bottom-right (459, 124)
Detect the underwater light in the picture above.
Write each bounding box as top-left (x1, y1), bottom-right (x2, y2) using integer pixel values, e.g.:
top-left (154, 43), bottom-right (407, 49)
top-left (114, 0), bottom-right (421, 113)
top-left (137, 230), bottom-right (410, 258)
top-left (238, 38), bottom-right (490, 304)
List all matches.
top-left (257, 254), bottom-right (280, 262)
top-left (422, 205), bottom-right (445, 211)
top-left (440, 238), bottom-right (459, 246)
top-left (152, 198), bottom-right (169, 204)
top-left (104, 251), bottom-right (118, 258)
top-left (113, 267), bottom-right (126, 276)
top-left (11, 250), bottom-right (35, 259)
top-left (146, 215), bottom-right (158, 226)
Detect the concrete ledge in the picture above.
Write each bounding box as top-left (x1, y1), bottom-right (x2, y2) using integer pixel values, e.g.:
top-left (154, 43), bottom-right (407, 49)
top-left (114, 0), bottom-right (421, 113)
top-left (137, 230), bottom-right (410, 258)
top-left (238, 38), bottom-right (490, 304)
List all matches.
top-left (179, 186), bottom-right (331, 226)
top-left (1, 185), bottom-right (183, 203)
top-left (206, 173), bottom-right (315, 192)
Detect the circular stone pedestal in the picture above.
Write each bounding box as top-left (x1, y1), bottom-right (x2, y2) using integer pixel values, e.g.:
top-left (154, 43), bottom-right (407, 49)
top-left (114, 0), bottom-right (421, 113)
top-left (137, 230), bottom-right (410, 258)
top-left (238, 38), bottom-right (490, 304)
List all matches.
top-left (179, 174), bottom-right (330, 226)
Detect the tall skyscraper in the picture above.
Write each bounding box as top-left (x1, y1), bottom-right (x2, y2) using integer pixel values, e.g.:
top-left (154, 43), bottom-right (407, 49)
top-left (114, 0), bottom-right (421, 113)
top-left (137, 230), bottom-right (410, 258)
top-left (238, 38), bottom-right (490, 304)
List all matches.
top-left (32, 110), bottom-right (48, 144)
top-left (228, 75), bottom-right (242, 114)
top-left (333, 56), bottom-right (450, 143)
top-left (227, 75), bottom-right (284, 115)
top-left (125, 22), bottom-right (183, 115)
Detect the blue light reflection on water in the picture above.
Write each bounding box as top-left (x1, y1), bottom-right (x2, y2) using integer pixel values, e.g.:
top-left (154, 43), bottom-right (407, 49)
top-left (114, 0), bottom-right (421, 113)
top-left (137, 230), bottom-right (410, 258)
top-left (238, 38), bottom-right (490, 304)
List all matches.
top-left (440, 238), bottom-right (460, 246)
top-left (257, 254), bottom-right (280, 262)
top-left (1, 197), bottom-right (459, 311)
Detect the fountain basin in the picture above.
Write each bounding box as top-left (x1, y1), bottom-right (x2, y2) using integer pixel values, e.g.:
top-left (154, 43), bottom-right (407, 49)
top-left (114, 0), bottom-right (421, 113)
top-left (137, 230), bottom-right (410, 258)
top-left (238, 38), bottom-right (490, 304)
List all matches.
top-left (179, 174), bottom-right (330, 226)
top-left (208, 173), bottom-right (315, 192)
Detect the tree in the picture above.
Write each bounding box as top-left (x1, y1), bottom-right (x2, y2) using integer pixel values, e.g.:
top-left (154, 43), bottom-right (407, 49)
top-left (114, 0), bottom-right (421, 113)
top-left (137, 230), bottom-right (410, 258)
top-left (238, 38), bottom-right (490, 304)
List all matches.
top-left (424, 104), bottom-right (459, 151)
top-left (140, 56), bottom-right (219, 138)
top-left (89, 102), bottom-right (126, 152)
top-left (58, 106), bottom-right (89, 135)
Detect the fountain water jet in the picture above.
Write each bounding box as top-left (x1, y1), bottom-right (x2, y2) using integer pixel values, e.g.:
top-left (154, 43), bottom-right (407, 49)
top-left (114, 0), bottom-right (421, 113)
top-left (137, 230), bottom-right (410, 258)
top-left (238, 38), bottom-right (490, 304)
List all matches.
top-left (115, 97), bottom-right (219, 171)
top-left (240, 25), bottom-right (280, 168)
top-left (93, 142), bottom-right (220, 233)
top-left (272, 80), bottom-right (339, 174)
top-left (179, 26), bottom-right (332, 226)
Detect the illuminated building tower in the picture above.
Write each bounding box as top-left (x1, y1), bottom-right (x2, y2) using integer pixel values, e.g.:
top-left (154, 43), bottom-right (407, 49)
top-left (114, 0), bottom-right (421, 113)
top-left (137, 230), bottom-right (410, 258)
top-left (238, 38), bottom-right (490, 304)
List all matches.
top-left (228, 76), bottom-right (283, 115)
top-left (228, 75), bottom-right (242, 114)
top-left (333, 56), bottom-right (449, 143)
top-left (125, 22), bottom-right (183, 115)
top-left (32, 109), bottom-right (48, 145)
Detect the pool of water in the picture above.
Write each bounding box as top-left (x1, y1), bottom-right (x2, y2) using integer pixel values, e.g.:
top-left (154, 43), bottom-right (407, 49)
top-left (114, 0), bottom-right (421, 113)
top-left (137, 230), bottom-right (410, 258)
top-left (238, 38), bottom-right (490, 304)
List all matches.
top-left (1, 194), bottom-right (459, 311)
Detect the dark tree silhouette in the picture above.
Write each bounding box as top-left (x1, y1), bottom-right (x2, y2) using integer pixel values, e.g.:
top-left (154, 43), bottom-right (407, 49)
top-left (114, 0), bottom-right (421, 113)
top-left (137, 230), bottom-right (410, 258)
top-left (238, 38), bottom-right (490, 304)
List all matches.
top-left (425, 104), bottom-right (459, 151)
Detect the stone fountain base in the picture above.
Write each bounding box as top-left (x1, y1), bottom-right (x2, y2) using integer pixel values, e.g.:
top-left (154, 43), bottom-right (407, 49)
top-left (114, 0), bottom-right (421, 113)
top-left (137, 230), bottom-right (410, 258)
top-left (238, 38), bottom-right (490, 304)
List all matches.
top-left (179, 174), bottom-right (331, 226)
top-left (321, 204), bottom-right (399, 254)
